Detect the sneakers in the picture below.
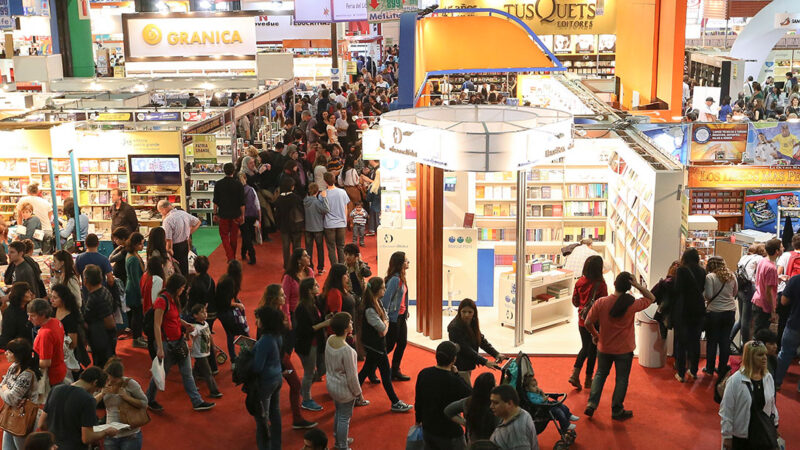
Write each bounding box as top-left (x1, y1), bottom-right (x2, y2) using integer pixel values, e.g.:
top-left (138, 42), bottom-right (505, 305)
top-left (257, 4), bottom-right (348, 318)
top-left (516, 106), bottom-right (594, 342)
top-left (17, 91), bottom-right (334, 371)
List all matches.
top-left (612, 410), bottom-right (633, 421)
top-left (702, 367), bottom-right (714, 376)
top-left (674, 373), bottom-right (685, 383)
top-left (317, 269), bottom-right (325, 275)
top-left (354, 398), bottom-right (370, 407)
top-left (148, 401), bottom-right (164, 412)
top-left (193, 402), bottom-right (216, 411)
top-left (391, 401), bottom-right (413, 413)
top-left (292, 419), bottom-right (319, 429)
top-left (567, 424), bottom-right (577, 431)
top-left (301, 400), bottom-right (323, 411)
top-left (209, 392), bottom-right (224, 399)
top-left (132, 337), bottom-right (148, 348)
top-left (686, 372), bottom-right (697, 381)
top-left (569, 415), bottom-right (580, 421)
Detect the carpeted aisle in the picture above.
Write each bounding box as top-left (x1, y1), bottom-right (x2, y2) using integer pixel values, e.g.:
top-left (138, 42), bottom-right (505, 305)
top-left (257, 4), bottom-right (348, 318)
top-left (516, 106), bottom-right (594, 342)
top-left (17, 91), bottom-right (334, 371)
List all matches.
top-left (9, 231), bottom-right (800, 449)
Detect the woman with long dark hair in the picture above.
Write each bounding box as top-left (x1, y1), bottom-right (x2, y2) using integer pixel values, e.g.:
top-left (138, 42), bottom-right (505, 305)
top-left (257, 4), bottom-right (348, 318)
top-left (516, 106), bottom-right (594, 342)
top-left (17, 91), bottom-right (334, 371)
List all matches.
top-left (356, 277), bottom-right (412, 412)
top-left (50, 283), bottom-right (87, 381)
top-left (96, 358), bottom-right (147, 450)
top-left (0, 338), bottom-right (42, 448)
top-left (294, 277), bottom-right (330, 411)
top-left (145, 273), bottom-right (215, 413)
top-left (704, 256), bottom-right (738, 376)
top-left (50, 250), bottom-right (82, 307)
top-left (379, 251), bottom-right (411, 381)
top-left (282, 248), bottom-right (315, 320)
top-left (444, 372), bottom-right (499, 443)
top-left (215, 260), bottom-right (248, 359)
top-left (146, 227), bottom-right (175, 277)
top-left (583, 272), bottom-right (655, 420)
top-left (253, 306), bottom-right (285, 449)
top-left (0, 282), bottom-right (33, 349)
top-left (323, 264), bottom-right (354, 320)
top-left (673, 248), bottom-right (707, 382)
top-left (447, 298), bottom-right (505, 386)
top-left (125, 232), bottom-right (147, 348)
top-left (569, 255), bottom-right (607, 391)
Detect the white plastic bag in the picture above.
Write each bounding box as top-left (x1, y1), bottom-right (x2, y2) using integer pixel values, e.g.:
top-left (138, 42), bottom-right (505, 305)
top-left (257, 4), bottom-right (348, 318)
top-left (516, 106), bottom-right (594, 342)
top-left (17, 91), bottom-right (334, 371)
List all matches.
top-left (151, 357), bottom-right (165, 391)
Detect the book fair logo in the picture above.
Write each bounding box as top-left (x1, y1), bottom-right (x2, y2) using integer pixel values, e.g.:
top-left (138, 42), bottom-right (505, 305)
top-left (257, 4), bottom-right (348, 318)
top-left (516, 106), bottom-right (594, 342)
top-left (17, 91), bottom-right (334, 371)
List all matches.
top-left (142, 24), bottom-right (162, 45)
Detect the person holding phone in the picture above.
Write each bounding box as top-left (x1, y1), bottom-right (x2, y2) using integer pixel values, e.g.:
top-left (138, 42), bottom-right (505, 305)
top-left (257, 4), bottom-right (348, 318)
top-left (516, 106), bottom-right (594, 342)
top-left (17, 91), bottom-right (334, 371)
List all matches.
top-left (583, 272), bottom-right (655, 421)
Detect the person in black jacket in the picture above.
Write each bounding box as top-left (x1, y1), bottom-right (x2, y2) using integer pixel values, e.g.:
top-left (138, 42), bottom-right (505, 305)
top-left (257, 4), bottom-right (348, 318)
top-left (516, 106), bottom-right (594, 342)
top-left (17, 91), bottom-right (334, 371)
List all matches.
top-left (0, 282), bottom-right (33, 349)
top-left (294, 277), bottom-right (329, 412)
top-left (214, 260), bottom-right (248, 360)
top-left (673, 248), bottom-right (707, 382)
top-left (357, 277), bottom-right (412, 412)
top-left (274, 177), bottom-right (305, 272)
top-left (447, 298), bottom-right (506, 386)
top-left (108, 227), bottom-right (131, 285)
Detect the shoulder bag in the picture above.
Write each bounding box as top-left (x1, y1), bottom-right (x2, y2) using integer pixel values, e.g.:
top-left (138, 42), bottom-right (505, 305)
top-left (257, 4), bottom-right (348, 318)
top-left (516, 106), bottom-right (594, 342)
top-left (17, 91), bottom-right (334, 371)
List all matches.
top-left (578, 283), bottom-right (600, 324)
top-left (118, 378), bottom-right (151, 429)
top-left (745, 382), bottom-right (779, 449)
top-left (0, 370), bottom-right (40, 436)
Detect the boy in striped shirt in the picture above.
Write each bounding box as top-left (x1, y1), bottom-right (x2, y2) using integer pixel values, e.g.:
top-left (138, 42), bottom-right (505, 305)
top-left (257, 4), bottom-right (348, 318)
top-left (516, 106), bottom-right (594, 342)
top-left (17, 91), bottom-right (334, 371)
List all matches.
top-left (350, 202), bottom-right (368, 247)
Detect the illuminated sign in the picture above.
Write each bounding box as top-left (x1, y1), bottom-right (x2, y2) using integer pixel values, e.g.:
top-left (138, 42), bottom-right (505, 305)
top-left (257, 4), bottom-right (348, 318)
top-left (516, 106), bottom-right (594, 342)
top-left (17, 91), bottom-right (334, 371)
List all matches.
top-left (123, 13), bottom-right (257, 61)
top-left (688, 166), bottom-right (800, 189)
top-left (294, 0), bottom-right (368, 23)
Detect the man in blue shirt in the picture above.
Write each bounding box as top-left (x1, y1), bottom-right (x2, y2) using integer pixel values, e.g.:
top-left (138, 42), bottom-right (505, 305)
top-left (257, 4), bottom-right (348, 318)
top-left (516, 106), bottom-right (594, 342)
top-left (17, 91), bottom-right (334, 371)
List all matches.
top-left (75, 234), bottom-right (115, 288)
top-left (322, 172), bottom-right (349, 267)
top-left (774, 273), bottom-right (800, 390)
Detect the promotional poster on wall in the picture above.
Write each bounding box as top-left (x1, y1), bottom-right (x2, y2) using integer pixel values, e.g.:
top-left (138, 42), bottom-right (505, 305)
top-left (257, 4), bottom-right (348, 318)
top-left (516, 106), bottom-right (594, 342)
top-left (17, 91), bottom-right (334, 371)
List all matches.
top-left (743, 190), bottom-right (800, 233)
top-left (746, 122), bottom-right (800, 166)
top-left (689, 123), bottom-right (748, 162)
top-left (636, 124), bottom-right (688, 164)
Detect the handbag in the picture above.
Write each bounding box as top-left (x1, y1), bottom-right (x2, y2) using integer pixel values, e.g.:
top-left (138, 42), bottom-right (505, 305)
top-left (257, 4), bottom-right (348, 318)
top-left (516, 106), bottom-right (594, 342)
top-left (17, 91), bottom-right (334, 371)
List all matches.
top-left (117, 378), bottom-right (151, 428)
top-left (406, 424), bottom-right (424, 450)
top-left (0, 371), bottom-right (40, 437)
top-left (166, 339), bottom-right (189, 361)
top-left (232, 306), bottom-right (251, 335)
top-left (578, 283), bottom-right (600, 323)
top-left (745, 382), bottom-right (779, 449)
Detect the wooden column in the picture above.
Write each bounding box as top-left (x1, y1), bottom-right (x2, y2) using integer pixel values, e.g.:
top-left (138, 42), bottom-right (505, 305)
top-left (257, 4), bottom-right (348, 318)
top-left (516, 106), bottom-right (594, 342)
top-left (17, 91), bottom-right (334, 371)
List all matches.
top-left (416, 163), bottom-right (443, 340)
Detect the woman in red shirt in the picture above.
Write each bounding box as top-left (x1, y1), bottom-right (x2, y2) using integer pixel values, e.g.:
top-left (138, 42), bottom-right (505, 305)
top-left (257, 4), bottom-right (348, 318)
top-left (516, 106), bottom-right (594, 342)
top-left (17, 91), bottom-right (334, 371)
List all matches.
top-left (144, 274), bottom-right (215, 413)
top-left (569, 255), bottom-right (607, 391)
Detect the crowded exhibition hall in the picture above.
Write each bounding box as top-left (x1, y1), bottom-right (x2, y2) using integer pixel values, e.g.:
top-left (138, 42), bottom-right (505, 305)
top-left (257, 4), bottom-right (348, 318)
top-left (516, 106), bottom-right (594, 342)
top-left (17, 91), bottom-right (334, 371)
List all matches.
top-left (1, 0), bottom-right (800, 449)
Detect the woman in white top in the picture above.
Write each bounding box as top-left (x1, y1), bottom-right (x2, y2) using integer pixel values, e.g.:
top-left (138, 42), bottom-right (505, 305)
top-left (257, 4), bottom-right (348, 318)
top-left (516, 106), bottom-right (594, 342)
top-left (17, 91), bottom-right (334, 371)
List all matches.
top-left (95, 358), bottom-right (148, 450)
top-left (325, 312), bottom-right (361, 450)
top-left (326, 114), bottom-right (339, 146)
top-left (731, 244), bottom-right (766, 347)
top-left (313, 153), bottom-right (329, 191)
top-left (720, 341), bottom-right (779, 450)
top-left (704, 256), bottom-right (738, 375)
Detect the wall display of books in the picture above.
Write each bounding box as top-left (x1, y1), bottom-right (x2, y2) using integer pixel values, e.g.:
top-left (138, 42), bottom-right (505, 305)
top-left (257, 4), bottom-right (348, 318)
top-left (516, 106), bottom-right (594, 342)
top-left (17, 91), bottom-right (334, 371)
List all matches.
top-left (76, 158), bottom-right (131, 234)
top-left (690, 190), bottom-right (744, 217)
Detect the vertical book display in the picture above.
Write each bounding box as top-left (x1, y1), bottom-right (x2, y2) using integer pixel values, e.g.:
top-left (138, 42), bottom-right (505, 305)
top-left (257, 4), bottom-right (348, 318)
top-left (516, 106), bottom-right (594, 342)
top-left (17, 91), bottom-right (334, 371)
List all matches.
top-left (0, 158), bottom-right (30, 220)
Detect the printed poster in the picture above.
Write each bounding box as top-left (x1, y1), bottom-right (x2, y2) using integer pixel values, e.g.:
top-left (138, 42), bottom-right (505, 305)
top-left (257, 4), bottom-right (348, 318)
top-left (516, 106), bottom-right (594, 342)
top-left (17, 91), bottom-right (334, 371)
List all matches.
top-left (690, 123), bottom-right (748, 162)
top-left (746, 122), bottom-right (800, 166)
top-left (636, 124), bottom-right (689, 164)
top-left (744, 190), bottom-right (800, 233)
top-left (192, 135), bottom-right (216, 163)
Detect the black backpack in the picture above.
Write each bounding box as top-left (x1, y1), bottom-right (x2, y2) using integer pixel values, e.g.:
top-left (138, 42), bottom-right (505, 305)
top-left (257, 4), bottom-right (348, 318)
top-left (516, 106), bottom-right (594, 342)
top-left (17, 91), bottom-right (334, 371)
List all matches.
top-left (736, 263), bottom-right (753, 293)
top-left (232, 345), bottom-right (263, 417)
top-left (143, 295), bottom-right (170, 342)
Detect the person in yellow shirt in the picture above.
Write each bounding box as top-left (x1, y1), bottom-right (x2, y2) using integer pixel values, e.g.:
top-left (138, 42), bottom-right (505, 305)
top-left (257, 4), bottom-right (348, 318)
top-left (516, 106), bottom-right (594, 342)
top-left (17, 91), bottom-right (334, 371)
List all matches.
top-left (771, 124), bottom-right (800, 163)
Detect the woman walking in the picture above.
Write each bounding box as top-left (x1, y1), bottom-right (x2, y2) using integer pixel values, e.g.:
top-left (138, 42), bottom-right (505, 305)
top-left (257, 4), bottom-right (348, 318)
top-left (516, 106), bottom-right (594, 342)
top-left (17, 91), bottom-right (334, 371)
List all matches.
top-left (238, 171), bottom-right (261, 265)
top-left (295, 278), bottom-right (330, 412)
top-left (125, 232), bottom-right (147, 348)
top-left (145, 274), bottom-right (215, 413)
top-left (215, 260), bottom-right (249, 360)
top-left (96, 359), bottom-right (148, 450)
top-left (50, 250), bottom-right (82, 307)
top-left (704, 256), bottom-right (738, 376)
top-left (259, 284), bottom-right (317, 430)
top-left (357, 277), bottom-right (413, 412)
top-left (50, 284), bottom-right (86, 382)
top-left (0, 338), bottom-right (41, 449)
top-left (447, 298), bottom-right (505, 386)
top-left (673, 248), bottom-right (707, 382)
top-left (324, 264), bottom-right (355, 322)
top-left (252, 306), bottom-right (284, 450)
top-left (444, 372), bottom-right (499, 443)
top-left (720, 341), bottom-right (780, 449)
top-left (325, 312), bottom-right (361, 450)
top-left (381, 252), bottom-right (411, 381)
top-left (282, 248), bottom-right (315, 320)
top-left (569, 255), bottom-right (607, 391)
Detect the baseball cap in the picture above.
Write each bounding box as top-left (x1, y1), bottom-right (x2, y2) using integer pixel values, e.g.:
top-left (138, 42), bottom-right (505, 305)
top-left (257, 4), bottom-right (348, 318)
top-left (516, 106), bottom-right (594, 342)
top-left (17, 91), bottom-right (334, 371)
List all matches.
top-left (706, 96), bottom-right (714, 102)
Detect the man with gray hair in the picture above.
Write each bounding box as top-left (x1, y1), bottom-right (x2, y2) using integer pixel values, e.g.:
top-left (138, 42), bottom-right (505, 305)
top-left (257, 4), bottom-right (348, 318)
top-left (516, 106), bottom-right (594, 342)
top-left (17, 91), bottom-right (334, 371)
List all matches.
top-left (563, 237), bottom-right (610, 277)
top-left (17, 182), bottom-right (53, 252)
top-left (157, 200), bottom-right (200, 276)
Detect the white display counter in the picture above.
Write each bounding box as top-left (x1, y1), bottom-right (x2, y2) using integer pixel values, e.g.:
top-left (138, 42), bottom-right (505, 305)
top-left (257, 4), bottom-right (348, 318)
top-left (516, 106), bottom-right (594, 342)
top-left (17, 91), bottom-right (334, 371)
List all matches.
top-left (498, 269), bottom-right (575, 333)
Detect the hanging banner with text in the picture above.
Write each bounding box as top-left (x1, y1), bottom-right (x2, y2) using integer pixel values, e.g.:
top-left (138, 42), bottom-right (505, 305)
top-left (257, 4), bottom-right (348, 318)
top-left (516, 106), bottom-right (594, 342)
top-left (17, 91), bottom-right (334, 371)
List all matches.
top-left (192, 134), bottom-right (217, 163)
top-left (688, 166), bottom-right (800, 189)
top-left (0, 0), bottom-right (13, 29)
top-left (368, 0), bottom-right (418, 22)
top-left (295, 0), bottom-right (368, 23)
top-left (689, 123), bottom-right (748, 162)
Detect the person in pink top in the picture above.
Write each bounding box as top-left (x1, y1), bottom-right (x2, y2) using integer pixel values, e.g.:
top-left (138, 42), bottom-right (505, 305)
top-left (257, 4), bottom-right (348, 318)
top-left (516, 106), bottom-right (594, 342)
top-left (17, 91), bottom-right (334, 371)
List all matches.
top-left (282, 248), bottom-right (316, 319)
top-left (751, 238), bottom-right (782, 336)
top-left (583, 272), bottom-right (655, 421)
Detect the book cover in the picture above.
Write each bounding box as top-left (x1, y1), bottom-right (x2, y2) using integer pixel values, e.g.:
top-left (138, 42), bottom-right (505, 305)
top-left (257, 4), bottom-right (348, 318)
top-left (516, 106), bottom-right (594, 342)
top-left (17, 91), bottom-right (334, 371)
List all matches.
top-left (476, 186), bottom-right (485, 199)
top-left (99, 191), bottom-right (109, 204)
top-left (100, 160), bottom-right (110, 173)
top-left (38, 160), bottom-right (47, 173)
top-left (89, 175), bottom-right (98, 188)
top-left (463, 213), bottom-right (474, 228)
top-left (119, 175), bottom-right (128, 189)
top-left (57, 160), bottom-right (69, 173)
top-left (499, 203), bottom-right (509, 216)
top-left (88, 160), bottom-right (99, 172)
top-left (492, 204), bottom-right (501, 216)
top-left (108, 177), bottom-right (119, 189)
top-left (80, 160), bottom-right (90, 173)
top-left (79, 175), bottom-right (89, 189)
top-left (79, 191), bottom-right (90, 205)
top-left (99, 176), bottom-right (108, 189)
top-left (117, 160), bottom-right (127, 172)
top-left (29, 160), bottom-right (38, 173)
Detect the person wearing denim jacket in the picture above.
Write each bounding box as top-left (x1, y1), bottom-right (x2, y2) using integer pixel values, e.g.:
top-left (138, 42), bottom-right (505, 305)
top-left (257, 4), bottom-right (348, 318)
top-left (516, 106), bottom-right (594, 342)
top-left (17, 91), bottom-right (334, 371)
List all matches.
top-left (379, 251), bottom-right (411, 381)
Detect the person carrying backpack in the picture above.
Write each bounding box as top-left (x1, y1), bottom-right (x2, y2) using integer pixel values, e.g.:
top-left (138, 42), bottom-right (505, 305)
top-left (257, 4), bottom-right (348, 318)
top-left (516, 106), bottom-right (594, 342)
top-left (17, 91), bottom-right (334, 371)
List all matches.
top-left (730, 244), bottom-right (765, 350)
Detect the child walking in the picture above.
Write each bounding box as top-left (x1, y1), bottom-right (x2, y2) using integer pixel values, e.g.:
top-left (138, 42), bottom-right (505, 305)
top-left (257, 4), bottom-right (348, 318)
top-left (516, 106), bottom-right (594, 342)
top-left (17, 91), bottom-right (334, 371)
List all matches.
top-left (190, 304), bottom-right (223, 398)
top-left (524, 373), bottom-right (578, 431)
top-left (350, 202), bottom-right (368, 247)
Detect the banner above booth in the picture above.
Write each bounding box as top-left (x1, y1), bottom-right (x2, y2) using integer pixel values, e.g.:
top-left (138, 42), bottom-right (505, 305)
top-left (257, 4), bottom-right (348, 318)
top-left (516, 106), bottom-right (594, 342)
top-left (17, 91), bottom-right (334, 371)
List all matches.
top-left (123, 12), bottom-right (258, 62)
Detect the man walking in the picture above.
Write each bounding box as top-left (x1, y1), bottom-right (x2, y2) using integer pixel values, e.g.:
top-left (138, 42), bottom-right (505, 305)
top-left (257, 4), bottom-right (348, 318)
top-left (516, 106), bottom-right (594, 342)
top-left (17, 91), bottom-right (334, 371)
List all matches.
top-left (110, 188), bottom-right (138, 233)
top-left (584, 272), bottom-right (654, 420)
top-left (752, 238), bottom-right (782, 336)
top-left (322, 172), bottom-right (348, 267)
top-left (7, 241), bottom-right (41, 297)
top-left (213, 163), bottom-right (245, 263)
top-left (158, 200), bottom-right (201, 276)
top-left (414, 341), bottom-right (471, 449)
top-left (490, 384), bottom-right (539, 450)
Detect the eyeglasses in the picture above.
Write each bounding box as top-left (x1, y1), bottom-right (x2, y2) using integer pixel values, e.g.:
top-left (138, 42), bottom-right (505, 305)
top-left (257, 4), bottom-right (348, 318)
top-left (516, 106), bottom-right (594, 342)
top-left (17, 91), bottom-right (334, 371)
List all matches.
top-left (748, 340), bottom-right (766, 348)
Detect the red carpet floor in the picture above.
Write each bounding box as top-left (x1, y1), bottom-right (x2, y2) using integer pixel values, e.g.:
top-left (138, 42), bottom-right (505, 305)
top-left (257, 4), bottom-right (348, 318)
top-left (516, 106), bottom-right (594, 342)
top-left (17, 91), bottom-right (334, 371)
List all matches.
top-left (11, 231), bottom-right (800, 449)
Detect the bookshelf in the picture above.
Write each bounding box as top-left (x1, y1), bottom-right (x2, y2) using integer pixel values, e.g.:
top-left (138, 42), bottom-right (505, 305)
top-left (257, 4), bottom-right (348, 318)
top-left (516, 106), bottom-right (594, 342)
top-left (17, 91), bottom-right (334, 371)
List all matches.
top-left (29, 158), bottom-right (72, 212)
top-left (184, 130), bottom-right (231, 224)
top-left (75, 158), bottom-right (130, 235)
top-left (0, 158), bottom-right (28, 220)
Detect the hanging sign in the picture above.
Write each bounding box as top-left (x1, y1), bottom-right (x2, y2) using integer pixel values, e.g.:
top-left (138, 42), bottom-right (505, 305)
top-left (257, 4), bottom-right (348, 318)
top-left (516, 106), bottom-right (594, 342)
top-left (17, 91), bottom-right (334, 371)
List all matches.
top-left (775, 13), bottom-right (800, 30)
top-left (136, 111), bottom-right (181, 122)
top-left (688, 166), bottom-right (800, 189)
top-left (192, 134), bottom-right (217, 163)
top-left (367, 0), bottom-right (418, 22)
top-left (0, 0), bottom-right (12, 29)
top-left (689, 123), bottom-right (748, 162)
top-left (256, 15), bottom-right (329, 44)
top-left (295, 0), bottom-right (368, 23)
top-left (90, 112), bottom-right (133, 122)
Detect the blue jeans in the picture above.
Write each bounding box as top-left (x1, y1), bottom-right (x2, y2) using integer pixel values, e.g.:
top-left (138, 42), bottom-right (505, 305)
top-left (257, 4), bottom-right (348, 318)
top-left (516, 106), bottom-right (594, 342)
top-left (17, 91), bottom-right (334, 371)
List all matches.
top-left (674, 321), bottom-right (702, 376)
top-left (145, 340), bottom-right (204, 407)
top-left (255, 379), bottom-right (282, 450)
top-left (333, 399), bottom-right (355, 450)
top-left (2, 430), bottom-right (25, 450)
top-left (218, 309), bottom-right (244, 360)
top-left (587, 352), bottom-right (633, 414)
top-left (775, 326), bottom-right (800, 387)
top-left (104, 431), bottom-right (143, 450)
top-left (705, 310), bottom-right (735, 373)
top-left (731, 288), bottom-right (754, 345)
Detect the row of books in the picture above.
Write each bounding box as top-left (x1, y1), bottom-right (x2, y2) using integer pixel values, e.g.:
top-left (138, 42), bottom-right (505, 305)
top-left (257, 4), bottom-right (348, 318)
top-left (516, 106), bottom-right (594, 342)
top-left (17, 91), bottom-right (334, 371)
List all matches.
top-left (29, 158), bottom-right (129, 174)
top-left (77, 175), bottom-right (129, 190)
top-left (30, 159), bottom-right (70, 174)
top-left (478, 227), bottom-right (565, 242)
top-left (189, 199), bottom-right (212, 209)
top-left (547, 285), bottom-right (570, 297)
top-left (191, 180), bottom-right (217, 192)
top-left (566, 183), bottom-right (607, 199)
top-left (528, 186), bottom-right (559, 199)
top-left (529, 169), bottom-right (565, 181)
top-left (192, 163), bottom-right (224, 174)
top-left (476, 172), bottom-right (516, 182)
top-left (87, 206), bottom-right (113, 221)
top-left (0, 179), bottom-right (28, 195)
top-left (563, 201), bottom-right (607, 217)
top-left (476, 185), bottom-right (515, 200)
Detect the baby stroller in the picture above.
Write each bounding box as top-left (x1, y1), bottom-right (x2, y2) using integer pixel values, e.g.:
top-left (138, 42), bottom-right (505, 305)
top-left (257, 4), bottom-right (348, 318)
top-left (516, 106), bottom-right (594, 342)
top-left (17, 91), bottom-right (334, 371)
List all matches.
top-left (501, 352), bottom-right (577, 450)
